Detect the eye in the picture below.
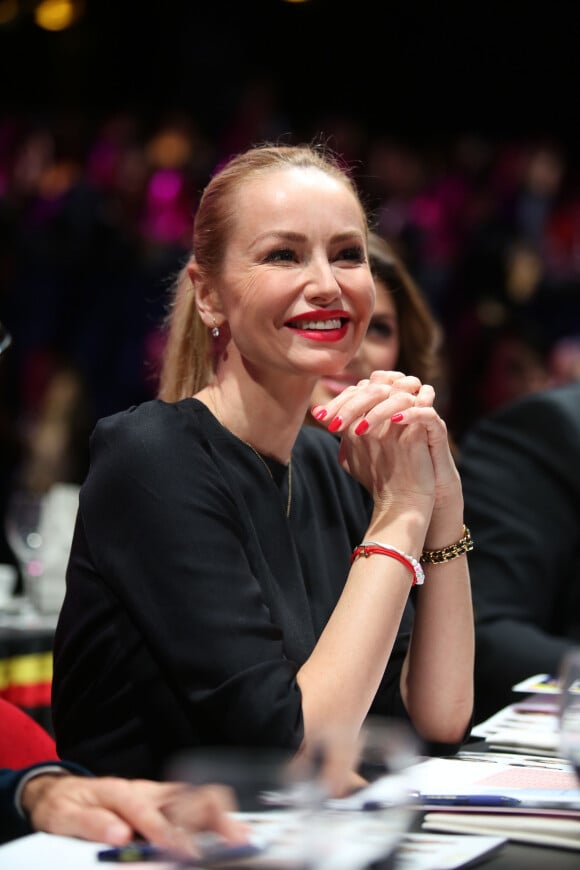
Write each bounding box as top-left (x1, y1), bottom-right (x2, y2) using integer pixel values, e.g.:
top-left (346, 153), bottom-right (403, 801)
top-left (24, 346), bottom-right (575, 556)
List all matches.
top-left (367, 318), bottom-right (396, 340)
top-left (263, 247), bottom-right (298, 263)
top-left (337, 245), bottom-right (365, 263)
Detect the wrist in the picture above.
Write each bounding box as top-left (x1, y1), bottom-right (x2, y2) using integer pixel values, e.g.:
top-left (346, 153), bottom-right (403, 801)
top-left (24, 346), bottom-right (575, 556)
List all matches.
top-left (424, 504), bottom-right (465, 550)
top-left (420, 524), bottom-right (473, 565)
top-left (367, 510), bottom-right (429, 558)
top-left (20, 771), bottom-right (69, 817)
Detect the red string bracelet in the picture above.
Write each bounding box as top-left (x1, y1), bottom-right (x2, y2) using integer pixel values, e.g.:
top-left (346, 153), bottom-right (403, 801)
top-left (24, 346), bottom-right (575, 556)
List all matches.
top-left (350, 541), bottom-right (425, 586)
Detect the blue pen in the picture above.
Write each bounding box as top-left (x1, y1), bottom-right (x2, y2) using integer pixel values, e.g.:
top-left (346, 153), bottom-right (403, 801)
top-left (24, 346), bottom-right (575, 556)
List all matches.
top-left (98, 840), bottom-right (265, 864)
top-left (97, 843), bottom-right (177, 862)
top-left (420, 794), bottom-right (521, 807)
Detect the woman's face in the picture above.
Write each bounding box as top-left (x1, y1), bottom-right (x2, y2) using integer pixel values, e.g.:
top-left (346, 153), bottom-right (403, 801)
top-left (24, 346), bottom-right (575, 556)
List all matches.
top-left (310, 276), bottom-right (400, 407)
top-left (210, 166), bottom-right (375, 386)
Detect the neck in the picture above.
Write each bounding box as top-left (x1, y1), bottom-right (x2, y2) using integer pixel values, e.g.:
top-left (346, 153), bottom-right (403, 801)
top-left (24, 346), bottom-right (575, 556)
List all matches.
top-left (196, 378), bottom-right (314, 464)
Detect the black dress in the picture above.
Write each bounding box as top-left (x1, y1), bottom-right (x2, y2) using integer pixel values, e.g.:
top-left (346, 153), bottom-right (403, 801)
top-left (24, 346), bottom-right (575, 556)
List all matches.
top-left (52, 399), bottom-right (416, 778)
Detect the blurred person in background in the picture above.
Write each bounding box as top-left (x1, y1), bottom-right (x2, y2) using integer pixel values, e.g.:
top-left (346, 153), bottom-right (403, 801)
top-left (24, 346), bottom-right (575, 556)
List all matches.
top-left (459, 380), bottom-right (580, 722)
top-left (549, 334), bottom-right (580, 385)
top-left (448, 316), bottom-right (552, 442)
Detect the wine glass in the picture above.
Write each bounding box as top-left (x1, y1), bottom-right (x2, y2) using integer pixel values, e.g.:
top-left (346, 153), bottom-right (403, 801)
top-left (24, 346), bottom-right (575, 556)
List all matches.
top-left (558, 648), bottom-right (580, 782)
top-left (0, 320), bottom-right (11, 356)
top-left (4, 488), bottom-right (45, 615)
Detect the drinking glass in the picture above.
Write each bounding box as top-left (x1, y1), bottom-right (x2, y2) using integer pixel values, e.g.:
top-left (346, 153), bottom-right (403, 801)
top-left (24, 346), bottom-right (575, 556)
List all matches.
top-left (0, 320), bottom-right (11, 356)
top-left (558, 648), bottom-right (580, 782)
top-left (312, 717), bottom-right (420, 870)
top-left (4, 488), bottom-right (45, 614)
top-left (166, 721), bottom-right (418, 869)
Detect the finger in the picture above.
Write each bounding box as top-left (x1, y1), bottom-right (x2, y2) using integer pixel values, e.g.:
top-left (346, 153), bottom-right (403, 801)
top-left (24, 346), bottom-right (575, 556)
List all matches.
top-left (390, 406), bottom-right (449, 445)
top-left (73, 779), bottom-right (197, 855)
top-left (36, 798), bottom-right (134, 846)
top-left (367, 370), bottom-right (406, 384)
top-left (352, 390), bottom-right (419, 436)
top-left (315, 381), bottom-right (402, 433)
top-left (26, 776), bottom-right (135, 845)
top-left (310, 371), bottom-right (407, 423)
top-left (311, 383), bottom-right (360, 423)
top-left (112, 785), bottom-right (201, 855)
top-left (414, 383), bottom-right (435, 407)
top-left (388, 374), bottom-right (423, 395)
top-left (164, 784), bottom-right (249, 845)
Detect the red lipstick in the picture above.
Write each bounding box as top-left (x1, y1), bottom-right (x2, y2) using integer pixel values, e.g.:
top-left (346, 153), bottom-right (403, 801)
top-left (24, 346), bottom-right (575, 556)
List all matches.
top-left (284, 310), bottom-right (351, 343)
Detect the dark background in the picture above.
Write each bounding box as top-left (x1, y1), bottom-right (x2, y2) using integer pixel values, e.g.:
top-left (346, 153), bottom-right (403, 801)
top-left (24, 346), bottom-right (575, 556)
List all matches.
top-left (1, 0), bottom-right (580, 577)
top-left (2, 0), bottom-right (580, 146)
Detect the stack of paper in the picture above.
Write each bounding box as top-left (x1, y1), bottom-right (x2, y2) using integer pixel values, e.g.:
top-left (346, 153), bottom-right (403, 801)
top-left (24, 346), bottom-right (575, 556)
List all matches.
top-left (471, 676), bottom-right (562, 755)
top-left (406, 753), bottom-right (580, 850)
top-left (422, 812), bottom-right (580, 851)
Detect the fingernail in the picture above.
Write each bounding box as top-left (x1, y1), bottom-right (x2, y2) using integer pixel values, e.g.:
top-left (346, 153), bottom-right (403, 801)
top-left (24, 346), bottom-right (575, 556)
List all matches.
top-left (313, 408), bottom-right (327, 421)
top-left (328, 416), bottom-right (342, 433)
top-left (104, 823), bottom-right (131, 844)
top-left (391, 413), bottom-right (404, 423)
top-left (355, 419), bottom-right (369, 436)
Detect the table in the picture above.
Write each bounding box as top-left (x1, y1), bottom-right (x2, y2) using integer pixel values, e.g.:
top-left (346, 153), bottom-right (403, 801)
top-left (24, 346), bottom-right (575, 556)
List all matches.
top-left (0, 605), bottom-right (57, 735)
top-left (479, 841), bottom-right (579, 868)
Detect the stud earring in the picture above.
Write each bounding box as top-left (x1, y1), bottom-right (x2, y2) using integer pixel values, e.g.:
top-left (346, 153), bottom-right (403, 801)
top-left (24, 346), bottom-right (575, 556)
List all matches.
top-left (211, 319), bottom-right (220, 338)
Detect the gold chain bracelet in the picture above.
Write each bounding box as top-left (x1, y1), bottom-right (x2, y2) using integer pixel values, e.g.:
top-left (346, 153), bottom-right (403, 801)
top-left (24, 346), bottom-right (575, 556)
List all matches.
top-left (420, 525), bottom-right (474, 564)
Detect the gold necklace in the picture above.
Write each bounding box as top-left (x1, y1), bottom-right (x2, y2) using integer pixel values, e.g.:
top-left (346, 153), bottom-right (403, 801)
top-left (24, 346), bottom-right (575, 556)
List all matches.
top-left (241, 440), bottom-right (292, 518)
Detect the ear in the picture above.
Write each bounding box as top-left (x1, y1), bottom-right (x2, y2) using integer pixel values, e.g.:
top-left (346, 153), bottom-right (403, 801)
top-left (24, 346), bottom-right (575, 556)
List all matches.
top-left (188, 261), bottom-right (224, 328)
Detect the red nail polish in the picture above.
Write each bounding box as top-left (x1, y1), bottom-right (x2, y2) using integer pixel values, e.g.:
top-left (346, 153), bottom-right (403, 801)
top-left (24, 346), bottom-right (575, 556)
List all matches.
top-left (328, 416), bottom-right (342, 433)
top-left (313, 408), bottom-right (327, 421)
top-left (391, 413), bottom-right (404, 423)
top-left (355, 419), bottom-right (369, 436)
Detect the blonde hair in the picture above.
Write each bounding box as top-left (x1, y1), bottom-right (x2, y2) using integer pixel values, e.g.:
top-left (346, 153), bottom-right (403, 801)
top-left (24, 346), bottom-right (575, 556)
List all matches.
top-left (158, 143), bottom-right (368, 402)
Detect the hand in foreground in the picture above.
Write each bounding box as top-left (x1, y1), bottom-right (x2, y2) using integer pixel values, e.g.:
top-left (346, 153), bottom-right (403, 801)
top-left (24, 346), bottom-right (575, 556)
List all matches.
top-left (21, 774), bottom-right (249, 858)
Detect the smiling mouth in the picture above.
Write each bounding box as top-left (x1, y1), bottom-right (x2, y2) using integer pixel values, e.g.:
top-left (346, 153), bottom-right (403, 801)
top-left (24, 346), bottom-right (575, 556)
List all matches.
top-left (285, 317), bottom-right (347, 330)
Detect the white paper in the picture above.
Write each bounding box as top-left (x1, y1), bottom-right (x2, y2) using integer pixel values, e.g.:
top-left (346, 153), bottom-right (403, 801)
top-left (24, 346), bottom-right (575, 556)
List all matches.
top-left (471, 698), bottom-right (561, 754)
top-left (0, 828), bottom-right (509, 870)
top-left (511, 674), bottom-right (561, 694)
top-left (404, 756), bottom-right (580, 807)
top-left (0, 833), bottom-right (124, 869)
top-left (395, 832), bottom-right (506, 869)
top-left (423, 812), bottom-right (580, 851)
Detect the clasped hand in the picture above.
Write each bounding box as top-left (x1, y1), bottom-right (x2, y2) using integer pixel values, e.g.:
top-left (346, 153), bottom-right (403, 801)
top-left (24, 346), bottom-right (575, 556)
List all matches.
top-left (311, 370), bottom-right (460, 518)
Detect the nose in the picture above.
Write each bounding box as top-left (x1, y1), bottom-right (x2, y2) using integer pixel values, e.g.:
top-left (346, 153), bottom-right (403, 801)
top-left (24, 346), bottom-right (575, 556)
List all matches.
top-left (302, 255), bottom-right (342, 305)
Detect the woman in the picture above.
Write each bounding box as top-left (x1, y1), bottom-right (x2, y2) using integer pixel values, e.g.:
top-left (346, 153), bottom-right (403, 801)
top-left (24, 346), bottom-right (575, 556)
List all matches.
top-left (310, 230), bottom-right (443, 419)
top-left (52, 144), bottom-right (474, 784)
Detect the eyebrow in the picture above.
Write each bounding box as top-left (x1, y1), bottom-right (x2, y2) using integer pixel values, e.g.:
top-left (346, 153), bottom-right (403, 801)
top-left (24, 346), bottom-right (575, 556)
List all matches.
top-left (255, 229), bottom-right (365, 245)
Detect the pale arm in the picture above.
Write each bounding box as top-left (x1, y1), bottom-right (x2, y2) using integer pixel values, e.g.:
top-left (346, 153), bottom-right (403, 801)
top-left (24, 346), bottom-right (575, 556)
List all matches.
top-left (301, 374), bottom-right (474, 760)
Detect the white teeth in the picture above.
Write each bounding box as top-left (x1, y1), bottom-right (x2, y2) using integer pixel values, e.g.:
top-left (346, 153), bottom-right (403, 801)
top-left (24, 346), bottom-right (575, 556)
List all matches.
top-left (289, 319), bottom-right (342, 330)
